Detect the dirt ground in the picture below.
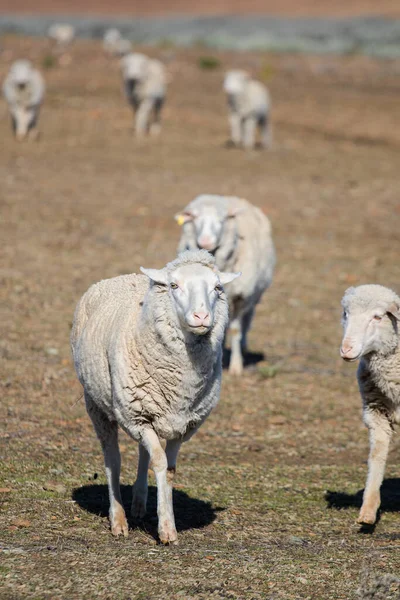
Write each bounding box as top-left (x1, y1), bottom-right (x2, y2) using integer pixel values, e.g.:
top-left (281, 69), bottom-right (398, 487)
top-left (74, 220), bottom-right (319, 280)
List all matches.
top-left (2, 0), bottom-right (400, 17)
top-left (1, 36), bottom-right (400, 600)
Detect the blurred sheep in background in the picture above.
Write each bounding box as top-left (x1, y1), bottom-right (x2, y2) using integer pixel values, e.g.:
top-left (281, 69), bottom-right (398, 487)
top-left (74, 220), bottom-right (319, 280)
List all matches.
top-left (2, 60), bottom-right (45, 141)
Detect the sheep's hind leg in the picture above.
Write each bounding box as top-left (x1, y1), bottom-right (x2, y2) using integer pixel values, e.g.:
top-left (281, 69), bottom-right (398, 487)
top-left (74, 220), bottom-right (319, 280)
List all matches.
top-left (241, 307), bottom-right (255, 356)
top-left (243, 116), bottom-right (256, 150)
top-left (149, 97), bottom-right (163, 136)
top-left (259, 114), bottom-right (272, 149)
top-left (358, 411), bottom-right (392, 525)
top-left (141, 428), bottom-right (178, 545)
top-left (131, 443), bottom-right (150, 519)
top-left (229, 317), bottom-right (243, 376)
top-left (85, 394), bottom-right (128, 537)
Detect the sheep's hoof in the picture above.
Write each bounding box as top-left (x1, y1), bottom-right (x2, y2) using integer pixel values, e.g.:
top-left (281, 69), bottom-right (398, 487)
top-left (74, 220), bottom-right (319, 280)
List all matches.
top-left (229, 363), bottom-right (243, 376)
top-left (158, 522), bottom-right (178, 545)
top-left (110, 510), bottom-right (129, 537)
top-left (357, 509), bottom-right (377, 525)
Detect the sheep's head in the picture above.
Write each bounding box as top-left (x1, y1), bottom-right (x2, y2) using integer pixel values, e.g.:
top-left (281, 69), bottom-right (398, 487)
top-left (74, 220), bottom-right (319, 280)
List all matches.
top-left (340, 285), bottom-right (400, 361)
top-left (175, 196), bottom-right (242, 253)
top-left (223, 70), bottom-right (250, 95)
top-left (121, 53), bottom-right (148, 83)
top-left (141, 252), bottom-right (240, 335)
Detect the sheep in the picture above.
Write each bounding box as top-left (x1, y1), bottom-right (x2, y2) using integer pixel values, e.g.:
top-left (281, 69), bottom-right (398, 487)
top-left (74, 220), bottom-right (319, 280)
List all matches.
top-left (121, 52), bottom-right (166, 136)
top-left (103, 29), bottom-right (131, 57)
top-left (223, 70), bottom-right (271, 150)
top-left (340, 284), bottom-right (400, 525)
top-left (48, 23), bottom-right (75, 50)
top-left (176, 195), bottom-right (276, 375)
top-left (2, 60), bottom-right (45, 141)
top-left (71, 250), bottom-right (240, 544)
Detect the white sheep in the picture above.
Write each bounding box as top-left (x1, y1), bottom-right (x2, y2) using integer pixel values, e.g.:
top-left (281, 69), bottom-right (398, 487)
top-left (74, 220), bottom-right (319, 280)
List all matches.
top-left (2, 60), bottom-right (45, 141)
top-left (341, 284), bottom-right (400, 525)
top-left (48, 23), bottom-right (75, 50)
top-left (121, 52), bottom-right (166, 136)
top-left (71, 250), bottom-right (240, 544)
top-left (224, 70), bottom-right (271, 150)
top-left (176, 195), bottom-right (276, 375)
top-left (103, 29), bottom-right (131, 57)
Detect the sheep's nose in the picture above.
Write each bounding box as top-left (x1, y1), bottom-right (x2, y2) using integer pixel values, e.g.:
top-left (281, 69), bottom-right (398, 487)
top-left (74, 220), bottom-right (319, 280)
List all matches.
top-left (340, 341), bottom-right (355, 358)
top-left (193, 311), bottom-right (210, 326)
top-left (198, 237), bottom-right (215, 251)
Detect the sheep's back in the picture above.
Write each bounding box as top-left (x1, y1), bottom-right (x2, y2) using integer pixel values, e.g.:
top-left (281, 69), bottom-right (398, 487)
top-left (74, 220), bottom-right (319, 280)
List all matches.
top-left (223, 198), bottom-right (275, 302)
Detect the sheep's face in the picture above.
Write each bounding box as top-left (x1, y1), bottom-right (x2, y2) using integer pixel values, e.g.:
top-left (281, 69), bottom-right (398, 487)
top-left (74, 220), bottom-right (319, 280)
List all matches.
top-left (141, 263), bottom-right (240, 335)
top-left (176, 201), bottom-right (242, 253)
top-left (340, 286), bottom-right (400, 361)
top-left (223, 70), bottom-right (249, 95)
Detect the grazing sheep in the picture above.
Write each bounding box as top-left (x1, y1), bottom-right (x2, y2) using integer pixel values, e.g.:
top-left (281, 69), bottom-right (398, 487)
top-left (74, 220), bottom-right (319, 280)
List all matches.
top-left (71, 250), bottom-right (240, 544)
top-left (103, 29), bottom-right (131, 57)
top-left (48, 23), bottom-right (75, 50)
top-left (176, 195), bottom-right (276, 375)
top-left (2, 60), bottom-right (45, 141)
top-left (121, 52), bottom-right (166, 136)
top-left (340, 284), bottom-right (400, 525)
top-left (224, 70), bottom-right (271, 150)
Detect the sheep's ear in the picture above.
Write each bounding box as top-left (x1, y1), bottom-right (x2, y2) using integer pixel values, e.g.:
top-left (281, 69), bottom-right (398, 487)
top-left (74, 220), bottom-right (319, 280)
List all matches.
top-left (219, 271), bottom-right (241, 285)
top-left (387, 301), bottom-right (400, 320)
top-left (175, 211), bottom-right (194, 226)
top-left (140, 267), bottom-right (168, 285)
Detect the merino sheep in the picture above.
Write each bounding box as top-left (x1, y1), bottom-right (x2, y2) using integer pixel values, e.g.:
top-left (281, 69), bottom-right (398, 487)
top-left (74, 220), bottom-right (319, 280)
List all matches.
top-left (340, 284), bottom-right (400, 525)
top-left (224, 70), bottom-right (271, 150)
top-left (2, 60), bottom-right (45, 141)
top-left (71, 250), bottom-right (240, 544)
top-left (48, 23), bottom-right (75, 49)
top-left (121, 52), bottom-right (166, 136)
top-left (103, 29), bottom-right (131, 57)
top-left (176, 195), bottom-right (276, 375)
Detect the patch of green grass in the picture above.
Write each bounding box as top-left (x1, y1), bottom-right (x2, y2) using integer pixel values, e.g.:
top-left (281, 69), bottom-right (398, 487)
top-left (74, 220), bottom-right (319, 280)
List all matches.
top-left (41, 54), bottom-right (57, 69)
top-left (197, 55), bottom-right (221, 70)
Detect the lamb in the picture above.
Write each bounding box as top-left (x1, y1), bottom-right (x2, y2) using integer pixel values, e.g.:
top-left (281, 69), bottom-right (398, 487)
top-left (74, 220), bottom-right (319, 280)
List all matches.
top-left (121, 52), bottom-right (166, 136)
top-left (340, 284), bottom-right (400, 525)
top-left (176, 195), bottom-right (276, 375)
top-left (71, 250), bottom-right (240, 544)
top-left (103, 29), bottom-right (131, 57)
top-left (223, 70), bottom-right (271, 150)
top-left (2, 60), bottom-right (45, 141)
top-left (48, 23), bottom-right (75, 49)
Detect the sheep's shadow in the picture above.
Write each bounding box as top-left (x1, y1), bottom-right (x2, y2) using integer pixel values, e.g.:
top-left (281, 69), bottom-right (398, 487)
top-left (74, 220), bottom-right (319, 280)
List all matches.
top-left (325, 478), bottom-right (400, 534)
top-left (222, 347), bottom-right (264, 370)
top-left (72, 484), bottom-right (223, 541)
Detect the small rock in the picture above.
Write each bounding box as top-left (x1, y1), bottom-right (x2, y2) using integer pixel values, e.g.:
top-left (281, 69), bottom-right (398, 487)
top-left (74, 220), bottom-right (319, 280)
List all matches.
top-left (45, 347), bottom-right (59, 356)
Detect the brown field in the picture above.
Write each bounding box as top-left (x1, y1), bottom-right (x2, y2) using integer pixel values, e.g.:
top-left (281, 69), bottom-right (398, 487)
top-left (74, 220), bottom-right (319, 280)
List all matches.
top-left (1, 36), bottom-right (400, 600)
top-left (2, 0), bottom-right (400, 17)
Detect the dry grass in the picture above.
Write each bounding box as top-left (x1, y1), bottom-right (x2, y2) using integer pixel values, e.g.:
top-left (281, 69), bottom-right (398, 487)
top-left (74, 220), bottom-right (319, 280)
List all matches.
top-left (1, 36), bottom-right (400, 599)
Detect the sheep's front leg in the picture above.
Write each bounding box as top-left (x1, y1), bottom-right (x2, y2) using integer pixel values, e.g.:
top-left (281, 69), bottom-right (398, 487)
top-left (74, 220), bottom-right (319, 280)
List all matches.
top-left (86, 395), bottom-right (128, 537)
top-left (135, 98), bottom-right (153, 136)
top-left (229, 112), bottom-right (242, 146)
top-left (229, 317), bottom-right (243, 376)
top-left (149, 97), bottom-right (163, 136)
top-left (358, 410), bottom-right (392, 525)
top-left (131, 443), bottom-right (150, 519)
top-left (141, 429), bottom-right (178, 544)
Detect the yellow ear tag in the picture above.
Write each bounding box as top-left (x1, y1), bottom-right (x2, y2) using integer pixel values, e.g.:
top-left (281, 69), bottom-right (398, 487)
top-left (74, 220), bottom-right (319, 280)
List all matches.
top-left (177, 215), bottom-right (185, 226)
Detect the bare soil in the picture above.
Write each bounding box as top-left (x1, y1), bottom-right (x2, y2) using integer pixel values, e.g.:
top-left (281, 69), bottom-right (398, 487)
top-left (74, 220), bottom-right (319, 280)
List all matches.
top-left (1, 36), bottom-right (400, 600)
top-left (2, 0), bottom-right (400, 17)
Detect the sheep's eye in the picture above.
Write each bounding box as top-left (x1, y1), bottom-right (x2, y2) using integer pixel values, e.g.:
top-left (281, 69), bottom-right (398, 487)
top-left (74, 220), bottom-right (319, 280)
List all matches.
top-left (373, 315), bottom-right (382, 321)
top-left (342, 311), bottom-right (347, 320)
top-left (170, 282), bottom-right (178, 290)
top-left (215, 284), bottom-right (223, 293)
